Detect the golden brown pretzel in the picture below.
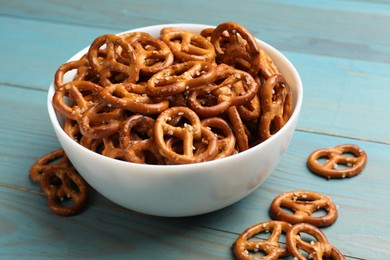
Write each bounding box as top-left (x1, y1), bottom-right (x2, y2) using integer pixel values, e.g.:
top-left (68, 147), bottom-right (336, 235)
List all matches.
top-left (52, 80), bottom-right (103, 121)
top-left (258, 49), bottom-right (280, 80)
top-left (146, 61), bottom-right (217, 97)
top-left (269, 190), bottom-right (338, 227)
top-left (88, 34), bottom-right (139, 86)
top-left (227, 106), bottom-right (249, 152)
top-left (78, 102), bottom-right (126, 139)
top-left (40, 167), bottom-right (88, 217)
top-left (188, 64), bottom-right (259, 118)
top-left (160, 27), bottom-right (216, 62)
top-left (199, 28), bottom-right (214, 40)
top-left (50, 23), bottom-right (293, 167)
top-left (210, 22), bottom-right (261, 76)
top-left (120, 114), bottom-right (164, 164)
top-left (259, 74), bottom-right (292, 141)
top-left (187, 82), bottom-right (231, 118)
top-left (233, 220), bottom-right (292, 260)
top-left (201, 117), bottom-right (236, 159)
top-left (154, 107), bottom-right (218, 164)
top-left (30, 148), bottom-right (88, 216)
top-left (29, 148), bottom-right (71, 183)
top-left (286, 223), bottom-right (345, 260)
top-left (99, 83), bottom-right (169, 115)
top-left (307, 144), bottom-right (367, 179)
top-left (224, 69), bottom-right (259, 108)
top-left (54, 55), bottom-right (91, 89)
top-left (122, 32), bottom-right (174, 76)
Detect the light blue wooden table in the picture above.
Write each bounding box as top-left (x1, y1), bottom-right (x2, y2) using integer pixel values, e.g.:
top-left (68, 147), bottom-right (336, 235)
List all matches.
top-left (1, 1), bottom-right (389, 259)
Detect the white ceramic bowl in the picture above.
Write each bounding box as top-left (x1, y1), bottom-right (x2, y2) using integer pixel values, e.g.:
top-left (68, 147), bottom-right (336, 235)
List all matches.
top-left (47, 24), bottom-right (303, 217)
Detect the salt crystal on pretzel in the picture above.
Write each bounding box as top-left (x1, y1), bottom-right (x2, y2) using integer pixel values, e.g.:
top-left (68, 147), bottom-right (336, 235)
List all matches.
top-left (154, 107), bottom-right (218, 164)
top-left (307, 144), bottom-right (367, 179)
top-left (269, 190), bottom-right (338, 227)
top-left (210, 22), bottom-right (261, 76)
top-left (233, 220), bottom-right (292, 260)
top-left (161, 27), bottom-right (216, 62)
top-left (88, 34), bottom-right (139, 86)
top-left (146, 61), bottom-right (217, 97)
top-left (286, 223), bottom-right (345, 259)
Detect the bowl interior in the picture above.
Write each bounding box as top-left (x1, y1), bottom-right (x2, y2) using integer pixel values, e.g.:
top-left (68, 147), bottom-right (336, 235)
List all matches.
top-left (47, 23), bottom-right (303, 216)
top-left (48, 23), bottom-right (303, 164)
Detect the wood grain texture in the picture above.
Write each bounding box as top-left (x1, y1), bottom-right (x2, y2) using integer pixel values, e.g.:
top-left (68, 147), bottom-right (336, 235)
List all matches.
top-left (186, 131), bottom-right (390, 258)
top-left (0, 0), bottom-right (389, 259)
top-left (0, 187), bottom-right (237, 259)
top-left (1, 0), bottom-right (389, 62)
top-left (0, 16), bottom-right (111, 90)
top-left (285, 51), bottom-right (390, 143)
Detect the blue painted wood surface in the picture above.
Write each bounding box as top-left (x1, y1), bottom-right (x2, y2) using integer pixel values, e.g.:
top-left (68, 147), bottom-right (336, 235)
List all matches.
top-left (0, 0), bottom-right (389, 259)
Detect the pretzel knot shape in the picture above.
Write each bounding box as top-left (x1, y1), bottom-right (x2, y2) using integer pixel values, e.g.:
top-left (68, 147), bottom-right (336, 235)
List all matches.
top-left (286, 223), bottom-right (345, 260)
top-left (233, 220), bottom-right (292, 260)
top-left (188, 65), bottom-right (259, 118)
top-left (146, 61), bottom-right (217, 97)
top-left (88, 34), bottom-right (139, 86)
top-left (120, 115), bottom-right (165, 164)
top-left (210, 22), bottom-right (261, 76)
top-left (52, 80), bottom-right (103, 121)
top-left (99, 83), bottom-right (169, 114)
top-left (201, 117), bottom-right (236, 159)
top-left (154, 107), bottom-right (218, 164)
top-left (29, 148), bottom-right (71, 183)
top-left (259, 74), bottom-right (292, 142)
top-left (160, 27), bottom-right (216, 62)
top-left (269, 190), bottom-right (338, 227)
top-left (121, 32), bottom-right (174, 76)
top-left (307, 144), bottom-right (367, 179)
top-left (79, 102), bottom-right (126, 139)
top-left (39, 167), bottom-right (88, 217)
top-left (54, 55), bottom-right (91, 89)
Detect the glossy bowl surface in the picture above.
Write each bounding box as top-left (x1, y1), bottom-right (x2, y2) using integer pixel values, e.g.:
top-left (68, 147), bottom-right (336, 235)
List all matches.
top-left (47, 24), bottom-right (303, 217)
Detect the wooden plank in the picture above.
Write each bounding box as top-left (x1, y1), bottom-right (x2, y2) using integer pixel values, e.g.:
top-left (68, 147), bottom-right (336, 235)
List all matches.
top-left (0, 0), bottom-right (389, 62)
top-left (0, 186), bottom-right (237, 259)
top-left (3, 128), bottom-right (387, 259)
top-left (261, 0), bottom-right (390, 14)
top-left (0, 1), bottom-right (389, 259)
top-left (0, 84), bottom-right (58, 191)
top-left (284, 51), bottom-right (390, 143)
top-left (185, 130), bottom-right (390, 259)
top-left (0, 16), bottom-right (111, 91)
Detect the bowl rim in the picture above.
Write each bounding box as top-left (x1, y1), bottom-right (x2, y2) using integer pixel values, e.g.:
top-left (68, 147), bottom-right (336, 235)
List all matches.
top-left (47, 23), bottom-right (303, 171)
